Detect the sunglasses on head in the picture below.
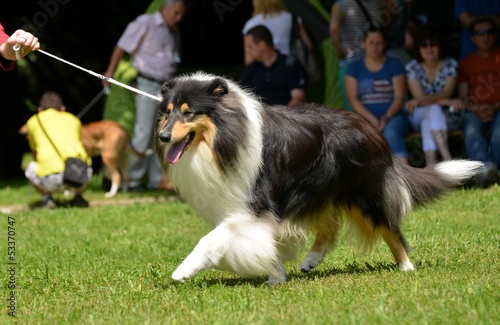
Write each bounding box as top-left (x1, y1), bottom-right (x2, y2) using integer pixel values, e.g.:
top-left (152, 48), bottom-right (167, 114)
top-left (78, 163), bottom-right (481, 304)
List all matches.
top-left (473, 28), bottom-right (497, 36)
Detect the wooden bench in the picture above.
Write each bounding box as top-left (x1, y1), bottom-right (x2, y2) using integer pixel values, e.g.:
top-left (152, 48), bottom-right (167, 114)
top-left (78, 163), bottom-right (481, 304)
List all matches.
top-left (404, 129), bottom-right (464, 141)
top-left (404, 130), bottom-right (465, 167)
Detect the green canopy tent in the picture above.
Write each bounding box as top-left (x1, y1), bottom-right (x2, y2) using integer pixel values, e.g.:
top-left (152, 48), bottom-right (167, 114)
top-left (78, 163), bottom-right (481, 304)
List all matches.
top-left (284, 0), bottom-right (342, 108)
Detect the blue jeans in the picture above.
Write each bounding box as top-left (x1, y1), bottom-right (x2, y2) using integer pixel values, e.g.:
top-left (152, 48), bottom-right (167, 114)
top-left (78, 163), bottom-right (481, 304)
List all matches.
top-left (383, 112), bottom-right (411, 159)
top-left (462, 111), bottom-right (500, 166)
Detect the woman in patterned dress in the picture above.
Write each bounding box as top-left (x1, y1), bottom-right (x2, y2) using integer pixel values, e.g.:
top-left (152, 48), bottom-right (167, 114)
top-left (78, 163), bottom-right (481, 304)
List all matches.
top-left (405, 29), bottom-right (462, 166)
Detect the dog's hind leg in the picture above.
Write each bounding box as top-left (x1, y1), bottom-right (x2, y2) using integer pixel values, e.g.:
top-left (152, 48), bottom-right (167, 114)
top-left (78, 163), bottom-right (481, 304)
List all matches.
top-left (106, 180), bottom-right (120, 198)
top-left (299, 210), bottom-right (341, 273)
top-left (101, 152), bottom-right (121, 198)
top-left (378, 226), bottom-right (414, 271)
top-left (299, 230), bottom-right (340, 273)
top-left (104, 168), bottom-right (121, 198)
top-left (172, 218), bottom-right (282, 283)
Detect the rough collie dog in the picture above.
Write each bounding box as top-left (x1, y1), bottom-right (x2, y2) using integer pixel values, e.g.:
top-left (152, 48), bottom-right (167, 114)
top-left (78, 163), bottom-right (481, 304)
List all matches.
top-left (154, 72), bottom-right (482, 285)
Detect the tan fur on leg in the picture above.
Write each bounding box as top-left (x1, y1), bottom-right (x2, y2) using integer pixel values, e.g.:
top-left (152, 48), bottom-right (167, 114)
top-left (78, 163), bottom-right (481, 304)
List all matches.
top-left (378, 226), bottom-right (414, 270)
top-left (299, 206), bottom-right (342, 272)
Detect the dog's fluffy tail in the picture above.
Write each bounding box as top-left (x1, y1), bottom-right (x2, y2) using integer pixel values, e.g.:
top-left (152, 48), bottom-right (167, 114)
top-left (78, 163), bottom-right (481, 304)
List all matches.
top-left (397, 159), bottom-right (483, 207)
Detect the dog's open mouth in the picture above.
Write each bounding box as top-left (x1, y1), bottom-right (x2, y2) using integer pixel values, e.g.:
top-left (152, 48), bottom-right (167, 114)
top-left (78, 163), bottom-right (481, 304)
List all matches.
top-left (165, 132), bottom-right (195, 164)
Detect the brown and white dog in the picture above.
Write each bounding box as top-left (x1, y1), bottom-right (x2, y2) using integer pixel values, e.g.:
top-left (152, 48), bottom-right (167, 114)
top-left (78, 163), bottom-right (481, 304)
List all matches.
top-left (20, 120), bottom-right (153, 198)
top-left (79, 120), bottom-right (153, 197)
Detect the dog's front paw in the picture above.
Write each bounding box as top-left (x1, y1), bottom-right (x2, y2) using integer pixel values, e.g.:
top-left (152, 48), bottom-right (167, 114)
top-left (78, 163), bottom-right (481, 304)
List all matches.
top-left (171, 269), bottom-right (188, 283)
top-left (171, 264), bottom-right (197, 283)
top-left (398, 260), bottom-right (415, 271)
top-left (265, 274), bottom-right (287, 286)
top-left (299, 252), bottom-right (324, 273)
top-left (171, 255), bottom-right (207, 283)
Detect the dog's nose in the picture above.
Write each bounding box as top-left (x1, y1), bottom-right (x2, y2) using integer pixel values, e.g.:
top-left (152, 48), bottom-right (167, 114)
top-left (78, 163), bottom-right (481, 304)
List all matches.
top-left (159, 130), bottom-right (172, 143)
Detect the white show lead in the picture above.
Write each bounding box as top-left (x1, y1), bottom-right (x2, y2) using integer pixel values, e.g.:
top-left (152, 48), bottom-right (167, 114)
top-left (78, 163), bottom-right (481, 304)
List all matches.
top-left (13, 44), bottom-right (162, 103)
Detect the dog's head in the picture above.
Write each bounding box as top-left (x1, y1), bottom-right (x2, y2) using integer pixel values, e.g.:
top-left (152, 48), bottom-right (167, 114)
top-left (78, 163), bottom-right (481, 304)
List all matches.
top-left (155, 72), bottom-right (255, 171)
top-left (155, 74), bottom-right (228, 165)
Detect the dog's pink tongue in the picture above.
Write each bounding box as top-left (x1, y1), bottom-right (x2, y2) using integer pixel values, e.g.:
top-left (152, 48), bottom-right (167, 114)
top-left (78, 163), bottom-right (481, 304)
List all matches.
top-left (166, 141), bottom-right (184, 164)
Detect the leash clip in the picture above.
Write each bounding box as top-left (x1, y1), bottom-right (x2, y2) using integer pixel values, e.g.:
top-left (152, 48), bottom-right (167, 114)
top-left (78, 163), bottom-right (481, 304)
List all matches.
top-left (13, 44), bottom-right (23, 61)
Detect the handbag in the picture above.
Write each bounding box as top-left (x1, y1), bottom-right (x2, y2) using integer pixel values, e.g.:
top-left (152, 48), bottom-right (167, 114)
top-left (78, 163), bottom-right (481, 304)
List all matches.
top-left (62, 157), bottom-right (90, 188)
top-left (443, 107), bottom-right (463, 131)
top-left (35, 114), bottom-right (89, 188)
top-left (290, 14), bottom-right (321, 85)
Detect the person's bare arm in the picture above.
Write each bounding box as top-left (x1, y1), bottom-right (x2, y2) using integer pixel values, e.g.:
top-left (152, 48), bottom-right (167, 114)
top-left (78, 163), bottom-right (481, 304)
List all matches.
top-left (386, 74), bottom-right (406, 117)
top-left (102, 46), bottom-right (127, 86)
top-left (345, 75), bottom-right (379, 127)
top-left (407, 76), bottom-right (457, 109)
top-left (243, 35), bottom-right (252, 66)
top-left (378, 74), bottom-right (406, 131)
top-left (288, 89), bottom-right (306, 106)
top-left (298, 21), bottom-right (314, 51)
top-left (329, 4), bottom-right (346, 58)
top-left (457, 81), bottom-right (469, 104)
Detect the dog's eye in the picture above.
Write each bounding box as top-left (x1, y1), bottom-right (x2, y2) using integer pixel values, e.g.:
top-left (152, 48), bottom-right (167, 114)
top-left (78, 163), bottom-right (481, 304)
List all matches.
top-left (183, 111), bottom-right (194, 118)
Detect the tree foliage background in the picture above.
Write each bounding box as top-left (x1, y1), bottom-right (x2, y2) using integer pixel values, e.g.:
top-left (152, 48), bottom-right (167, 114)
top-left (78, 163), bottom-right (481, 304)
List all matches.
top-left (0, 0), bottom-right (457, 180)
top-left (0, 0), bottom-right (253, 179)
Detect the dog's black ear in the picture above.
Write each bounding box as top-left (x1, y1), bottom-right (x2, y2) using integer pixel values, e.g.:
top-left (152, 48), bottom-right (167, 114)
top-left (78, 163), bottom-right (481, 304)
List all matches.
top-left (208, 77), bottom-right (229, 98)
top-left (161, 79), bottom-right (176, 97)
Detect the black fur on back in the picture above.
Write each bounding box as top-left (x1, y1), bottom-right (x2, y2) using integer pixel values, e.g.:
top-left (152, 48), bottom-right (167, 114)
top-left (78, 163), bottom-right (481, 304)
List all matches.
top-left (249, 104), bottom-right (397, 227)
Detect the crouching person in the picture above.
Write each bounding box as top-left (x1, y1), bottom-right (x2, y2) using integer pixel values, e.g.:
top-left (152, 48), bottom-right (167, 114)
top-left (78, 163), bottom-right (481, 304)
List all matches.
top-left (25, 91), bottom-right (92, 208)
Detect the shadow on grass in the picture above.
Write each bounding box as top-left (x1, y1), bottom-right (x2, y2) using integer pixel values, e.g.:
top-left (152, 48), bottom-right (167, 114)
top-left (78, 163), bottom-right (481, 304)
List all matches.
top-left (155, 261), bottom-right (400, 289)
top-left (27, 197), bottom-right (87, 210)
top-left (294, 260), bottom-right (397, 280)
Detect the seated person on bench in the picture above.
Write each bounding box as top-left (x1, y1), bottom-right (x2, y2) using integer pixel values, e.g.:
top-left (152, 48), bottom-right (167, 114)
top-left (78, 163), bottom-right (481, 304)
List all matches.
top-left (457, 18), bottom-right (500, 187)
top-left (405, 29), bottom-right (462, 166)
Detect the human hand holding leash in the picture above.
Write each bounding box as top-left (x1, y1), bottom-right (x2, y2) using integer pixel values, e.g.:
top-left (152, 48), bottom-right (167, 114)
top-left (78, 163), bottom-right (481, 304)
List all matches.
top-left (1, 29), bottom-right (39, 61)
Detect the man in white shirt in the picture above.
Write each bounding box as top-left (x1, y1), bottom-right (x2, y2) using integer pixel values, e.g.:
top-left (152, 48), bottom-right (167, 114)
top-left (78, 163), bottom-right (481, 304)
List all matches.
top-left (103, 0), bottom-right (188, 191)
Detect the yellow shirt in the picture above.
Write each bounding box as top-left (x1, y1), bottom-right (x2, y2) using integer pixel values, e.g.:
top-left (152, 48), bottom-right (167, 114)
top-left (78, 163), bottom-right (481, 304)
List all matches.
top-left (27, 108), bottom-right (91, 177)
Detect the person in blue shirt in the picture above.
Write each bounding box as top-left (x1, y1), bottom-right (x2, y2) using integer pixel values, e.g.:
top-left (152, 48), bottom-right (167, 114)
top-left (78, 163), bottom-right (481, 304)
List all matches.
top-left (345, 24), bottom-right (411, 163)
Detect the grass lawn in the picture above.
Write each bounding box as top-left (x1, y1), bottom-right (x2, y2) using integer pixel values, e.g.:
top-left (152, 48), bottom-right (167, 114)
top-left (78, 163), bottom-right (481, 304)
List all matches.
top-left (0, 178), bottom-right (498, 324)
